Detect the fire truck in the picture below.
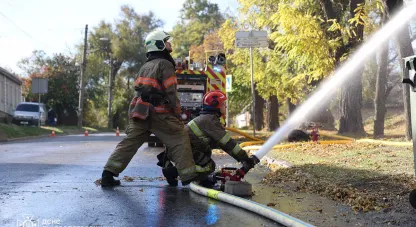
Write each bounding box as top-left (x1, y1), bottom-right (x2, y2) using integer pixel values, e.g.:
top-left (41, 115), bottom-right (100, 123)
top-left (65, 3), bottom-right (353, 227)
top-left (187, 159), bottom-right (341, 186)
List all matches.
top-left (147, 52), bottom-right (227, 147)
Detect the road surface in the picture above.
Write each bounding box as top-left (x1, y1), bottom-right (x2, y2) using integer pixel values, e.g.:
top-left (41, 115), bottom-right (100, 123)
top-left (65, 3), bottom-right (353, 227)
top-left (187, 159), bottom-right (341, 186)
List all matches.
top-left (0, 133), bottom-right (279, 227)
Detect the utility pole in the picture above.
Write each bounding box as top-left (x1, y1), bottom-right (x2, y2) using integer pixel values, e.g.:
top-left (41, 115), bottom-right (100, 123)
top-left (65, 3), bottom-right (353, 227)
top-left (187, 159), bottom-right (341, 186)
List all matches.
top-left (38, 93), bottom-right (41, 128)
top-left (250, 46), bottom-right (256, 137)
top-left (107, 52), bottom-right (113, 129)
top-left (77, 24), bottom-right (88, 128)
top-left (226, 95), bottom-right (229, 126)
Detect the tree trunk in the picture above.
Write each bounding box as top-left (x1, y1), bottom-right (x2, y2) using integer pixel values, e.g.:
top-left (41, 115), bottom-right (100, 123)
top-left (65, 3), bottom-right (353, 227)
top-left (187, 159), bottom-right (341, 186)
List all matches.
top-left (387, 0), bottom-right (412, 140)
top-left (287, 98), bottom-right (296, 115)
top-left (338, 0), bottom-right (366, 136)
top-left (339, 66), bottom-right (366, 136)
top-left (267, 95), bottom-right (279, 131)
top-left (395, 23), bottom-right (414, 141)
top-left (254, 85), bottom-right (264, 131)
top-left (319, 0), bottom-right (337, 20)
top-left (373, 40), bottom-right (389, 138)
top-left (373, 9), bottom-right (389, 139)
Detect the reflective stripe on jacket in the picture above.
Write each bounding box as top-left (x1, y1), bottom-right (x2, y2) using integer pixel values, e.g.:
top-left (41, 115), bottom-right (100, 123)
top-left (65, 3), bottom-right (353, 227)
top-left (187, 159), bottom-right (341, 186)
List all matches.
top-left (186, 114), bottom-right (249, 162)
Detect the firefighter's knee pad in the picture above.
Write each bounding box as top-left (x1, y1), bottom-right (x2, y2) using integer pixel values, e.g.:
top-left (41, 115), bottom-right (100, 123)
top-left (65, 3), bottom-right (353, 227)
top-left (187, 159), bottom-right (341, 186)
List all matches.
top-left (196, 159), bottom-right (215, 174)
top-left (194, 152), bottom-right (215, 170)
top-left (206, 160), bottom-right (216, 174)
top-left (157, 150), bottom-right (173, 168)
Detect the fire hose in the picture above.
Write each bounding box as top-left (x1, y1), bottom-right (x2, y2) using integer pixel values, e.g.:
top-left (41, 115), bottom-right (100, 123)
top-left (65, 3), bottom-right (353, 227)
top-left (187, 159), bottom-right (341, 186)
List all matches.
top-left (190, 182), bottom-right (315, 227)
top-left (225, 127), bottom-right (354, 151)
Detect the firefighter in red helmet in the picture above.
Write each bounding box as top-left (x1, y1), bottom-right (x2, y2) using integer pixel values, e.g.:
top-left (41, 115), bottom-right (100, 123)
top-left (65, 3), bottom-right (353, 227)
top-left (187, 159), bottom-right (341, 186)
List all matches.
top-left (158, 90), bottom-right (259, 186)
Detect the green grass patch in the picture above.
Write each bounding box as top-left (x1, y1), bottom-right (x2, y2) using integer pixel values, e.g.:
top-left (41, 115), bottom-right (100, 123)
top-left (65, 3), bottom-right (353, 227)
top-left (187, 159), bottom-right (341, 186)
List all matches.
top-left (0, 123), bottom-right (111, 139)
top-left (0, 123), bottom-right (51, 139)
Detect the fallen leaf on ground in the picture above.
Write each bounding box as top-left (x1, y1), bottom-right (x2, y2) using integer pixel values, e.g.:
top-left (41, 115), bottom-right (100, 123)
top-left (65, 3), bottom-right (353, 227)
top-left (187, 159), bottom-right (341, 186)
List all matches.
top-left (94, 178), bottom-right (102, 186)
top-left (123, 176), bottom-right (135, 182)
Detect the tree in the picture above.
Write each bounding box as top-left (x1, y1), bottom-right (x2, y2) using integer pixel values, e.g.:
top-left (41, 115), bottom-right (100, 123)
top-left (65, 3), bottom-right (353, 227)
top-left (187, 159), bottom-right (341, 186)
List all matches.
top-left (373, 3), bottom-right (389, 138)
top-left (18, 50), bottom-right (48, 77)
top-left (86, 5), bottom-right (162, 128)
top-left (388, 0), bottom-right (414, 140)
top-left (236, 0), bottom-right (338, 130)
top-left (171, 0), bottom-right (224, 58)
top-left (189, 31), bottom-right (224, 64)
top-left (322, 0), bottom-right (367, 135)
top-left (19, 52), bottom-right (80, 125)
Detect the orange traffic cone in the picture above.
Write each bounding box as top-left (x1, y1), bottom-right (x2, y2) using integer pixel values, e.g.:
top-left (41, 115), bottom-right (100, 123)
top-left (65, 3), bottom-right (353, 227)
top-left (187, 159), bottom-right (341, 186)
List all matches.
top-left (84, 129), bottom-right (88, 136)
top-left (51, 130), bottom-right (56, 137)
top-left (116, 127), bottom-right (120, 136)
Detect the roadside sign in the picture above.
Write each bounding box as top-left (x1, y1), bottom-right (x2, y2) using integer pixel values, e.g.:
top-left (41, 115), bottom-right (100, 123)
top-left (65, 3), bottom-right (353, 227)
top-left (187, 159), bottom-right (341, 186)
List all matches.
top-left (226, 75), bottom-right (232, 92)
top-left (235, 30), bottom-right (268, 137)
top-left (32, 78), bottom-right (48, 94)
top-left (31, 78), bottom-right (49, 127)
top-left (235, 31), bottom-right (268, 48)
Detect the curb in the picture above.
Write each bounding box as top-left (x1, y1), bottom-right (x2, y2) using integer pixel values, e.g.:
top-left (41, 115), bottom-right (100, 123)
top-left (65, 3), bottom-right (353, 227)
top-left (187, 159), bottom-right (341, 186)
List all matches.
top-left (1, 131), bottom-right (118, 143)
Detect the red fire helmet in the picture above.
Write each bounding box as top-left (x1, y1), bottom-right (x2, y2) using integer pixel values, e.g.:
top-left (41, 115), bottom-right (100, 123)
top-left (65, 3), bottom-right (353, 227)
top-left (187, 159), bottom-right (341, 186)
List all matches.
top-left (203, 91), bottom-right (227, 108)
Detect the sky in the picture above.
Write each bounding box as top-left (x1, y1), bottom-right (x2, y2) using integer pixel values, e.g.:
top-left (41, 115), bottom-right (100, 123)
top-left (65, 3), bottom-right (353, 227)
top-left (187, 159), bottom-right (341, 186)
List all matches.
top-left (0, 0), bottom-right (239, 74)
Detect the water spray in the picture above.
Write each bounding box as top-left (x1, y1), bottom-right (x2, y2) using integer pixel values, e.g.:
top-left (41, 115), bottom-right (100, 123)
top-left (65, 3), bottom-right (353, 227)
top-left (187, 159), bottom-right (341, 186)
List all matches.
top-left (254, 1), bottom-right (416, 160)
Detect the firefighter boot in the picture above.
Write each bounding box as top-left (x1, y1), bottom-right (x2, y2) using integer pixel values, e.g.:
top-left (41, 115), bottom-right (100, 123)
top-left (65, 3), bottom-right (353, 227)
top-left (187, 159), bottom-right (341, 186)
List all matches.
top-left (162, 167), bottom-right (179, 187)
top-left (101, 170), bottom-right (121, 187)
top-left (157, 151), bottom-right (169, 167)
top-left (199, 177), bottom-right (216, 189)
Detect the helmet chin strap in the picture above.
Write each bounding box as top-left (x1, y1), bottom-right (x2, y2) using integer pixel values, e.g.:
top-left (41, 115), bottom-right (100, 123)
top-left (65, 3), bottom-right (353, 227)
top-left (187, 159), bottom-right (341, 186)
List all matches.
top-left (145, 50), bottom-right (176, 67)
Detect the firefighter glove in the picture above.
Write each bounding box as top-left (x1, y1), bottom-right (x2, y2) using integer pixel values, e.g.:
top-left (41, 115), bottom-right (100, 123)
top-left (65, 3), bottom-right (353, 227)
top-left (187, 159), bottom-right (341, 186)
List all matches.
top-left (241, 155), bottom-right (260, 174)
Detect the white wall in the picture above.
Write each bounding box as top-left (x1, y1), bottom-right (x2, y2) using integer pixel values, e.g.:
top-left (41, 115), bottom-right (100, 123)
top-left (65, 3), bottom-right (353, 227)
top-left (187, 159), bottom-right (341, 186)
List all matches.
top-left (235, 112), bottom-right (251, 128)
top-left (0, 75), bottom-right (3, 112)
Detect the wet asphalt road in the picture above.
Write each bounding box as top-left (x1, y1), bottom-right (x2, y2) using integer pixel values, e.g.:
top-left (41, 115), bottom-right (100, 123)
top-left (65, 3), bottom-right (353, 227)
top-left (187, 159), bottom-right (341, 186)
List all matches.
top-left (0, 133), bottom-right (279, 227)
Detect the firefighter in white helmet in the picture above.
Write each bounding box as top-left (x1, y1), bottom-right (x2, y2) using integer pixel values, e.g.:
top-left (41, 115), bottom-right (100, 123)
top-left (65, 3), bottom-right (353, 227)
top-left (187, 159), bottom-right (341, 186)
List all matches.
top-left (101, 30), bottom-right (211, 186)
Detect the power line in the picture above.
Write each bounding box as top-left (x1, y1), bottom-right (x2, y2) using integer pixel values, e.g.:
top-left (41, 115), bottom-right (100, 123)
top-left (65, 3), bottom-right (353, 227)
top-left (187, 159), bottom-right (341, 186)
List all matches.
top-left (38, 27), bottom-right (85, 32)
top-left (0, 11), bottom-right (33, 39)
top-left (0, 11), bottom-right (47, 46)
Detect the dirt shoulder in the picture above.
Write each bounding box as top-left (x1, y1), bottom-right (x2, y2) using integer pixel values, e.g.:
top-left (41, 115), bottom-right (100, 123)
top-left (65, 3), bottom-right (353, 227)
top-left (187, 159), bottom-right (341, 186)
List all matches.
top-left (255, 142), bottom-right (416, 226)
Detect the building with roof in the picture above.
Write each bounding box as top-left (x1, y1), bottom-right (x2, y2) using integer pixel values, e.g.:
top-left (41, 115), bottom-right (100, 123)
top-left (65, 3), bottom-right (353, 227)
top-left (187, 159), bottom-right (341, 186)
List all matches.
top-left (0, 67), bottom-right (23, 123)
